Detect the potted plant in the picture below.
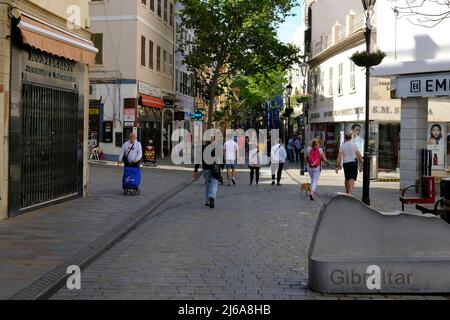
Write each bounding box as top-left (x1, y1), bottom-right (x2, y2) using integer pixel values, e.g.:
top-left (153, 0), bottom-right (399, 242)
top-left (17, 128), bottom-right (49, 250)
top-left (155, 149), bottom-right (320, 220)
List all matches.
top-left (296, 94), bottom-right (312, 104)
top-left (350, 50), bottom-right (386, 68)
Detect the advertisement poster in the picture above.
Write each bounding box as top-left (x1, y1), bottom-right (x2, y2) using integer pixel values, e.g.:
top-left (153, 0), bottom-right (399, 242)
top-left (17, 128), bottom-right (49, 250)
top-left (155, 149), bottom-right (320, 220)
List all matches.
top-left (447, 124), bottom-right (450, 171)
top-left (427, 123), bottom-right (446, 170)
top-left (345, 123), bottom-right (365, 153)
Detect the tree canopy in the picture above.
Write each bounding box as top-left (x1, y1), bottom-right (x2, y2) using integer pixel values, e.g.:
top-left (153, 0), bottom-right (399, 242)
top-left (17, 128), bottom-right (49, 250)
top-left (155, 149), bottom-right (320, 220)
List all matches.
top-left (178, 0), bottom-right (301, 127)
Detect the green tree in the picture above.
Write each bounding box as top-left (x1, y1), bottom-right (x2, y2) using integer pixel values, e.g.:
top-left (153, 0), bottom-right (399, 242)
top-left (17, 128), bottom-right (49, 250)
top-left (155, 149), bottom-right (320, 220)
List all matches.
top-left (232, 69), bottom-right (287, 128)
top-left (178, 0), bottom-right (301, 128)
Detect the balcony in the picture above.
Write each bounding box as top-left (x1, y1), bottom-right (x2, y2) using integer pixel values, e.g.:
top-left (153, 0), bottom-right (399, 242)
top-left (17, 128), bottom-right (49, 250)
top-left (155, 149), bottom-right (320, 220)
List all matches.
top-left (312, 11), bottom-right (366, 57)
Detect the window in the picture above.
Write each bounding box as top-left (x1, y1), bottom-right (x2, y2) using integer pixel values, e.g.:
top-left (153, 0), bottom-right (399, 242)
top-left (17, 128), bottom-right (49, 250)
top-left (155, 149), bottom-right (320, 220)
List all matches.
top-left (150, 0), bottom-right (154, 11)
top-left (350, 61), bottom-right (356, 92)
top-left (320, 71), bottom-right (324, 98)
top-left (169, 3), bottom-right (174, 27)
top-left (157, 0), bottom-right (162, 18)
top-left (149, 40), bottom-right (154, 70)
top-left (141, 36), bottom-right (146, 67)
top-left (157, 46), bottom-right (161, 72)
top-left (163, 49), bottom-right (167, 74)
top-left (338, 63), bottom-right (343, 95)
top-left (91, 33), bottom-right (103, 65)
top-left (164, 0), bottom-right (168, 23)
top-left (176, 69), bottom-right (179, 92)
top-left (328, 67), bottom-right (333, 97)
top-left (169, 53), bottom-right (173, 78)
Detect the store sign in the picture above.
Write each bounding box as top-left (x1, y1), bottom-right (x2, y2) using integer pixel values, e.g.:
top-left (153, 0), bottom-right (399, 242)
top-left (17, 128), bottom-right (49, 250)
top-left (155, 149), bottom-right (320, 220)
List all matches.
top-left (138, 81), bottom-right (162, 98)
top-left (23, 48), bottom-right (77, 89)
top-left (124, 108), bottom-right (136, 122)
top-left (396, 73), bottom-right (450, 98)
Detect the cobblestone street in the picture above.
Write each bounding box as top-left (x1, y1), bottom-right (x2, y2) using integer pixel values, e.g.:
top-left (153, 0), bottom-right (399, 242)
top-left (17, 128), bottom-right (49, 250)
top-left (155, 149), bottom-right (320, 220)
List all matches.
top-left (50, 164), bottom-right (448, 300)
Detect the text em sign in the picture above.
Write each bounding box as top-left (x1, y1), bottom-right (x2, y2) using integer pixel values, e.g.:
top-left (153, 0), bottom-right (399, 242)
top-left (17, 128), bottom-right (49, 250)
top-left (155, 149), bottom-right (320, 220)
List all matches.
top-left (396, 72), bottom-right (450, 98)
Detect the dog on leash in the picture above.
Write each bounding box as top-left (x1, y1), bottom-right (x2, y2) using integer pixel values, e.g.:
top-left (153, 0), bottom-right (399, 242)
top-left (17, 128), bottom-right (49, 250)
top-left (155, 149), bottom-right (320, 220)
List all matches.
top-left (300, 183), bottom-right (312, 196)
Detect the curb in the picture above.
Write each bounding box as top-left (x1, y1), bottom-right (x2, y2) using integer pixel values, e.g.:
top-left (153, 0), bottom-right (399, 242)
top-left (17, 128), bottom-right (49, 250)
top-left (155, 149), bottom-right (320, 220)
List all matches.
top-left (9, 180), bottom-right (193, 300)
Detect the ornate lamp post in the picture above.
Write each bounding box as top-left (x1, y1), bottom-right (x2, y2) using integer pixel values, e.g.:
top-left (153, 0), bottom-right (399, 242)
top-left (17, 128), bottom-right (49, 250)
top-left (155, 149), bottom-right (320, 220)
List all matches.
top-left (361, 0), bottom-right (376, 206)
top-left (285, 83), bottom-right (293, 143)
top-left (300, 62), bottom-right (309, 175)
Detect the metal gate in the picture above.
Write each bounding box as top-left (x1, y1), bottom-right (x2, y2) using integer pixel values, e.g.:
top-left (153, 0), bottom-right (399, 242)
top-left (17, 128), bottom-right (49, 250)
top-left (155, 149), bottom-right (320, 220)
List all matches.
top-left (21, 82), bottom-right (79, 209)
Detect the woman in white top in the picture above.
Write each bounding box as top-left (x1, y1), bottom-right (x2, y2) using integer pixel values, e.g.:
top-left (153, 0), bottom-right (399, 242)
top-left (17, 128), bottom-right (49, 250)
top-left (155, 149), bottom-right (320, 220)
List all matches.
top-left (305, 139), bottom-right (329, 200)
top-left (336, 133), bottom-right (364, 195)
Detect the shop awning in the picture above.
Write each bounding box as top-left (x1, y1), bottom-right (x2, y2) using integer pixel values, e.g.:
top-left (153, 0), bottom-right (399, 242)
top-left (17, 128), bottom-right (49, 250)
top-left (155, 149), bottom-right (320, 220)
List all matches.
top-left (17, 13), bottom-right (98, 65)
top-left (140, 94), bottom-right (165, 109)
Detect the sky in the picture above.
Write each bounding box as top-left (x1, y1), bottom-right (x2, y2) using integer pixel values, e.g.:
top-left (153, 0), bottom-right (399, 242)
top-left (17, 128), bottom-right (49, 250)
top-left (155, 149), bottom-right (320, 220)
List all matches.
top-left (277, 3), bottom-right (302, 44)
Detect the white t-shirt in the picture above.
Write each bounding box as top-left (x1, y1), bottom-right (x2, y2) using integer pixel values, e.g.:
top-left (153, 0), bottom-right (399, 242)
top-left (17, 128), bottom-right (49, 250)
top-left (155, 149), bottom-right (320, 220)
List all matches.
top-left (340, 141), bottom-right (360, 164)
top-left (224, 140), bottom-right (239, 161)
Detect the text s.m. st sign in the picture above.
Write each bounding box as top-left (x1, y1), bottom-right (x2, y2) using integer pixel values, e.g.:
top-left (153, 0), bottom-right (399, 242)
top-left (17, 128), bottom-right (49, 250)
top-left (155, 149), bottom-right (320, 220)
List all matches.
top-left (396, 73), bottom-right (450, 98)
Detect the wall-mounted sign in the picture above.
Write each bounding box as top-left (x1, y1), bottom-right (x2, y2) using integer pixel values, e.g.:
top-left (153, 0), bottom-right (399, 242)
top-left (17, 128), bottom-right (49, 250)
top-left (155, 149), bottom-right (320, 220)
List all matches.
top-left (103, 121), bottom-right (113, 143)
top-left (396, 73), bottom-right (450, 98)
top-left (191, 109), bottom-right (205, 121)
top-left (124, 108), bottom-right (136, 122)
top-left (138, 81), bottom-right (162, 98)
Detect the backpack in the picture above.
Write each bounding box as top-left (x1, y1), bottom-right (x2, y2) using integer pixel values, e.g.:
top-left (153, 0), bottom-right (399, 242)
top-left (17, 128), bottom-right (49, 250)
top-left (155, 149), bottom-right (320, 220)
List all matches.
top-left (308, 147), bottom-right (321, 168)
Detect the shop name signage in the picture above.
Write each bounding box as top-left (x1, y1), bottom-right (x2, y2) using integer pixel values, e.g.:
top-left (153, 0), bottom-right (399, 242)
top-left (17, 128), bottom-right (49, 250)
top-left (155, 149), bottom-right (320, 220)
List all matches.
top-left (25, 48), bottom-right (76, 83)
top-left (28, 48), bottom-right (76, 72)
top-left (138, 81), bottom-right (162, 98)
top-left (324, 107), bottom-right (364, 118)
top-left (312, 106), bottom-right (399, 121)
top-left (396, 72), bottom-right (450, 98)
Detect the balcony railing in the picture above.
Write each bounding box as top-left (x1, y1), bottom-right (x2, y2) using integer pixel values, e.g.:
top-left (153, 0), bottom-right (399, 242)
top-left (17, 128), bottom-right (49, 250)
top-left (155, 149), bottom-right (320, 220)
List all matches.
top-left (311, 12), bottom-right (366, 57)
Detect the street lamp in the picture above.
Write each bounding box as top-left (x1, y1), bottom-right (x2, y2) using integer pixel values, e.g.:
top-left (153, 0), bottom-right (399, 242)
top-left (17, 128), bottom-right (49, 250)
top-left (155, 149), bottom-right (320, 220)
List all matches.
top-left (300, 62), bottom-right (309, 175)
top-left (361, 0), bottom-right (376, 206)
top-left (285, 83), bottom-right (293, 144)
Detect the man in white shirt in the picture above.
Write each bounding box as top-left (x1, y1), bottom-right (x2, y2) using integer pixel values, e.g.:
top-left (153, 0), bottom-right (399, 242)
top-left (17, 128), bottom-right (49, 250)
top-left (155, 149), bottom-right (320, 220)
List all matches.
top-left (224, 137), bottom-right (239, 186)
top-left (119, 132), bottom-right (143, 168)
top-left (270, 139), bottom-right (287, 186)
top-left (336, 133), bottom-right (364, 195)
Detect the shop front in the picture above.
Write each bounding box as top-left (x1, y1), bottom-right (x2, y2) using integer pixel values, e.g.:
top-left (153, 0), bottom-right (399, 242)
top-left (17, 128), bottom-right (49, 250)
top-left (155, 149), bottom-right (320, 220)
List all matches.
top-left (8, 12), bottom-right (96, 216)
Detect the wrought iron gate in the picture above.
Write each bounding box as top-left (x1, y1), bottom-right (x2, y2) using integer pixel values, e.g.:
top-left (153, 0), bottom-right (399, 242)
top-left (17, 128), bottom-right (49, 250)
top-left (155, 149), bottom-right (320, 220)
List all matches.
top-left (21, 82), bottom-right (79, 209)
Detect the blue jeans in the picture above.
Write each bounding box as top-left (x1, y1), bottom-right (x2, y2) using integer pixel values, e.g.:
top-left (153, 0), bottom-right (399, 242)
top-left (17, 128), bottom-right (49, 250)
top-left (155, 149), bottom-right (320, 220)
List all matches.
top-left (203, 170), bottom-right (219, 203)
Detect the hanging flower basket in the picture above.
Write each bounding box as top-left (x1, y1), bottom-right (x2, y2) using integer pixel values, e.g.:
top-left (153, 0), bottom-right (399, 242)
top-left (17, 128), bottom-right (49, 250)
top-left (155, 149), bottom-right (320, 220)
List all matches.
top-left (297, 95), bottom-right (312, 104)
top-left (350, 50), bottom-right (386, 68)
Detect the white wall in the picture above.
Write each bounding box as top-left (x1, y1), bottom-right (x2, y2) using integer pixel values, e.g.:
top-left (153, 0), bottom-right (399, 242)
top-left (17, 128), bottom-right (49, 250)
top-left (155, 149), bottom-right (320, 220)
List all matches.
top-left (91, 83), bottom-right (138, 157)
top-left (311, 0), bottom-right (363, 44)
top-left (376, 0), bottom-right (450, 64)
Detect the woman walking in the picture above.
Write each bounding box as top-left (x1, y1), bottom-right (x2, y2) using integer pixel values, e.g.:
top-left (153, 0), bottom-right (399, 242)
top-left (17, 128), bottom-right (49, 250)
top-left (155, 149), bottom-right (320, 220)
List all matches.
top-left (248, 145), bottom-right (262, 186)
top-left (305, 139), bottom-right (329, 200)
top-left (271, 139), bottom-right (287, 186)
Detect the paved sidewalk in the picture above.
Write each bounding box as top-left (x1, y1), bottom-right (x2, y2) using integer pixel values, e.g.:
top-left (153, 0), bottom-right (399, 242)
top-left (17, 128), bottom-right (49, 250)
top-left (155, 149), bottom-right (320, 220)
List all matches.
top-left (0, 164), bottom-right (191, 299)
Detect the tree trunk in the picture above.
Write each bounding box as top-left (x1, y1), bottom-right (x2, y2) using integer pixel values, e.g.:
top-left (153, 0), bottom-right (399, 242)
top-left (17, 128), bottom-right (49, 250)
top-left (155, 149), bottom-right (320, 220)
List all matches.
top-left (207, 66), bottom-right (221, 129)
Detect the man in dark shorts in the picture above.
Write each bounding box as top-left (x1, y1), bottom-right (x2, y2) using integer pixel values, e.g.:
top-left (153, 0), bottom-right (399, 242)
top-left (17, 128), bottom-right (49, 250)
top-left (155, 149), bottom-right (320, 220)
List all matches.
top-left (336, 133), bottom-right (364, 195)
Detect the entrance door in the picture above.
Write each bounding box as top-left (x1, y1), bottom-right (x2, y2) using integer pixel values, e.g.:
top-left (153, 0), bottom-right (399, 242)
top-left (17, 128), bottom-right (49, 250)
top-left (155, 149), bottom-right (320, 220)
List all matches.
top-left (19, 83), bottom-right (80, 211)
top-left (378, 124), bottom-right (400, 171)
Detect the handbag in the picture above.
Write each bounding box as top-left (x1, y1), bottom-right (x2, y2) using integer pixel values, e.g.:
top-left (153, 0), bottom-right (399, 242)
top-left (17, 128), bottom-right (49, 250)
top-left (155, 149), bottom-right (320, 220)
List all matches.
top-left (212, 163), bottom-right (222, 180)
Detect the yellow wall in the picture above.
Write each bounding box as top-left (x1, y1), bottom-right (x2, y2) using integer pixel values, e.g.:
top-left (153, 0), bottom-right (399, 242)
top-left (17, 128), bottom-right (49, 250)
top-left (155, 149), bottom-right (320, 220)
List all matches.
top-left (28, 0), bottom-right (90, 29)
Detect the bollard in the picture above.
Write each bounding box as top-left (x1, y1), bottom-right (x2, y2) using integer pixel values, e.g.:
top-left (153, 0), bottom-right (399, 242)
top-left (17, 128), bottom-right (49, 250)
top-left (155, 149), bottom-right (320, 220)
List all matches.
top-left (441, 178), bottom-right (450, 209)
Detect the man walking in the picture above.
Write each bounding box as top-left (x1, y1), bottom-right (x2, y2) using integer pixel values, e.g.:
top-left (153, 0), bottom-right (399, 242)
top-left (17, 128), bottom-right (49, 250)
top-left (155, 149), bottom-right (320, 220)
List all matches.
top-left (118, 132), bottom-right (143, 168)
top-left (336, 133), bottom-right (364, 195)
top-left (270, 139), bottom-right (287, 186)
top-left (287, 136), bottom-right (295, 162)
top-left (224, 135), bottom-right (239, 186)
top-left (294, 135), bottom-right (303, 163)
top-left (194, 139), bottom-right (220, 209)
